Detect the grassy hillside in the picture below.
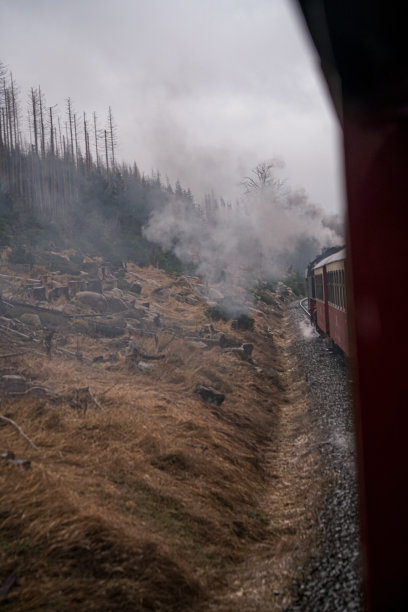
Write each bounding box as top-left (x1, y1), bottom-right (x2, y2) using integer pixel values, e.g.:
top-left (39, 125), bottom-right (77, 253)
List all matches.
top-left (0, 254), bottom-right (320, 610)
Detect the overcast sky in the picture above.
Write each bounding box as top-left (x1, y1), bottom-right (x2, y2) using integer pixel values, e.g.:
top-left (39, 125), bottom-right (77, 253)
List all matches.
top-left (1, 0), bottom-right (345, 214)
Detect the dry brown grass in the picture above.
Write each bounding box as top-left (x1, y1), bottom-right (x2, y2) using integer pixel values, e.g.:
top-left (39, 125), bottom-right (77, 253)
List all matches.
top-left (0, 264), bottom-right (324, 610)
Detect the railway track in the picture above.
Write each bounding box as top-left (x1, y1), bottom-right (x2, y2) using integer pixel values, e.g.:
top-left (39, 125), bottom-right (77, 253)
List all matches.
top-left (299, 297), bottom-right (310, 318)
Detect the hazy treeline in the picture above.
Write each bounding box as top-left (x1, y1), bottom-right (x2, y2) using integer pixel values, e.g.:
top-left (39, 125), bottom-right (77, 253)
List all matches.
top-left (0, 61), bottom-right (199, 269)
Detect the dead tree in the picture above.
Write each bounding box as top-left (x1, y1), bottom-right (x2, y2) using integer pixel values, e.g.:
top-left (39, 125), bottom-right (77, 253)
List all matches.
top-left (93, 111), bottom-right (99, 168)
top-left (108, 106), bottom-right (117, 170)
top-left (66, 97), bottom-right (74, 161)
top-left (104, 128), bottom-right (109, 172)
top-left (30, 88), bottom-right (39, 155)
top-left (38, 86), bottom-right (45, 158)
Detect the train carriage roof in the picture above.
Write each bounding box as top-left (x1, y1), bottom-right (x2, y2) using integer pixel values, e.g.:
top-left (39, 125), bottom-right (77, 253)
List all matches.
top-left (313, 247), bottom-right (346, 270)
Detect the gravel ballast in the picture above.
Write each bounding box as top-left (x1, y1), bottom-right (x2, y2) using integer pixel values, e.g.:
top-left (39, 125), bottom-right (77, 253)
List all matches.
top-left (287, 301), bottom-right (364, 611)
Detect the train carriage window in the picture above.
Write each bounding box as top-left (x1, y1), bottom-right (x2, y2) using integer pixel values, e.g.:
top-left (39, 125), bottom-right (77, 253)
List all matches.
top-left (315, 273), bottom-right (323, 300)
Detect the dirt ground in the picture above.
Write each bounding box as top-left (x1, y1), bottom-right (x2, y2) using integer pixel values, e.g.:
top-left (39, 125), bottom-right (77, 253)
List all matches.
top-left (0, 259), bottom-right (326, 611)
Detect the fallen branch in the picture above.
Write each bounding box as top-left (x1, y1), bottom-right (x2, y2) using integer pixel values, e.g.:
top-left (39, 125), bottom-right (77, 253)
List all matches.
top-left (0, 273), bottom-right (41, 283)
top-left (0, 415), bottom-right (39, 450)
top-left (7, 385), bottom-right (52, 398)
top-left (139, 352), bottom-right (165, 361)
top-left (0, 324), bottom-right (32, 340)
top-left (55, 347), bottom-right (92, 363)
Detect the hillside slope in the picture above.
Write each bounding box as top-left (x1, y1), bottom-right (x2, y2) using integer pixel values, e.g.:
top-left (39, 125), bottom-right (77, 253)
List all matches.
top-left (0, 255), bottom-right (323, 610)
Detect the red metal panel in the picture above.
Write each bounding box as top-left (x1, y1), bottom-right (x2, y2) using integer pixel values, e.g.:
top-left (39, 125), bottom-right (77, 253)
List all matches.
top-left (327, 304), bottom-right (349, 355)
top-left (344, 116), bottom-right (408, 610)
top-left (316, 299), bottom-right (328, 333)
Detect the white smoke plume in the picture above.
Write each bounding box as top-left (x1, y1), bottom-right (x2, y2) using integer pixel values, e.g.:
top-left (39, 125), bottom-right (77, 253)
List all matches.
top-left (143, 160), bottom-right (343, 306)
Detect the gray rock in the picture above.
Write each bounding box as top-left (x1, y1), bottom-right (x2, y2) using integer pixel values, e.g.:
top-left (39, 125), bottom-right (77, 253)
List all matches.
top-left (105, 296), bottom-right (128, 313)
top-left (242, 343), bottom-right (254, 355)
top-left (223, 346), bottom-right (252, 361)
top-left (265, 368), bottom-right (284, 389)
top-left (12, 458), bottom-right (31, 470)
top-left (91, 318), bottom-right (126, 338)
top-left (188, 341), bottom-right (208, 349)
top-left (137, 361), bottom-right (155, 373)
top-left (74, 291), bottom-right (107, 313)
top-left (129, 282), bottom-right (142, 294)
top-left (195, 385), bottom-right (225, 406)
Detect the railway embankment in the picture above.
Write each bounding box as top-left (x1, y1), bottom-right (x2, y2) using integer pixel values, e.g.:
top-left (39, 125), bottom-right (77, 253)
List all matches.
top-left (210, 302), bottom-right (363, 610)
top-left (286, 302), bottom-right (363, 611)
top-left (0, 255), bottom-right (320, 610)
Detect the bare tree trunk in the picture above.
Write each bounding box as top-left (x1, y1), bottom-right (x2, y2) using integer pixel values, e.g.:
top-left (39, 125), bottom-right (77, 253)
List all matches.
top-left (67, 97), bottom-right (74, 161)
top-left (58, 116), bottom-right (63, 157)
top-left (10, 73), bottom-right (19, 148)
top-left (93, 111), bottom-right (99, 169)
top-left (38, 86), bottom-right (45, 158)
top-left (49, 107), bottom-right (54, 156)
top-left (31, 88), bottom-right (38, 155)
top-left (108, 106), bottom-right (116, 169)
top-left (104, 129), bottom-right (109, 172)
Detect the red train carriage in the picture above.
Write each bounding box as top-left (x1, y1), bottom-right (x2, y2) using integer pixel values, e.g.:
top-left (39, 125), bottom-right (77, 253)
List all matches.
top-left (306, 248), bottom-right (348, 355)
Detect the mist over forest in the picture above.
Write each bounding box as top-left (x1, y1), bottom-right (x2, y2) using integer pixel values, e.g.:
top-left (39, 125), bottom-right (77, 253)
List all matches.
top-left (0, 61), bottom-right (343, 294)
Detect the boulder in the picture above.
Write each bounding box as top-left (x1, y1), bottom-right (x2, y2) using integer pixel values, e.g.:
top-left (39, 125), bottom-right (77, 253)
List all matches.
top-left (187, 341), bottom-right (208, 350)
top-left (105, 296), bottom-right (128, 313)
top-left (74, 291), bottom-right (107, 313)
top-left (195, 385), bottom-right (225, 406)
top-left (129, 282), bottom-right (142, 295)
top-left (242, 343), bottom-right (254, 355)
top-left (91, 318), bottom-right (126, 337)
top-left (265, 368), bottom-right (284, 390)
top-left (137, 361), bottom-right (156, 373)
top-left (223, 347), bottom-right (249, 361)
